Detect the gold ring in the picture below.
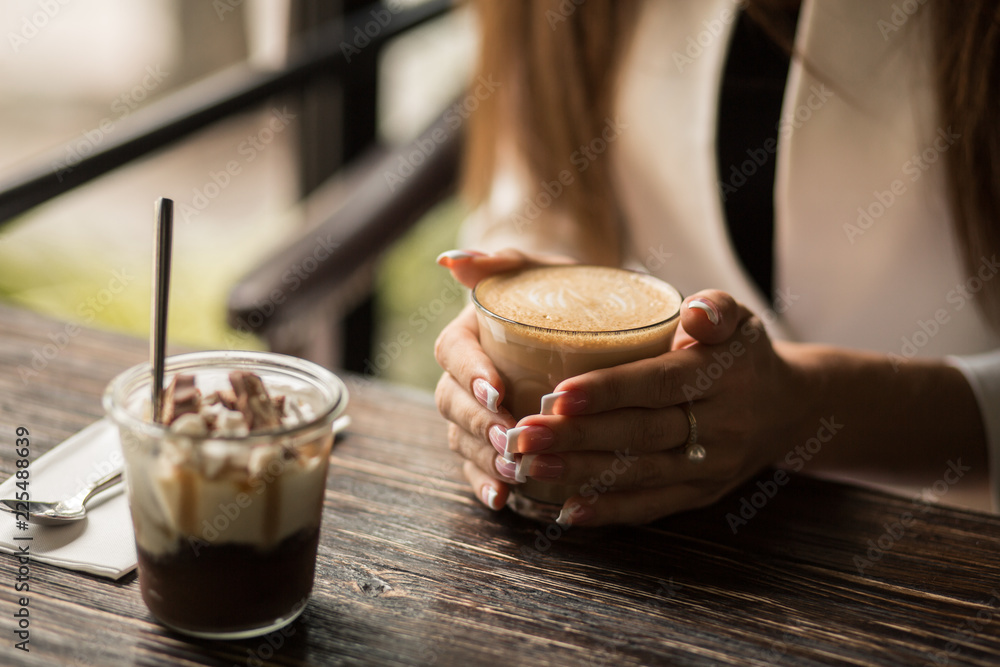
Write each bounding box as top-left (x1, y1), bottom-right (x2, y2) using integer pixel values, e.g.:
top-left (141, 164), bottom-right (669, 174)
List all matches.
top-left (683, 406), bottom-right (706, 463)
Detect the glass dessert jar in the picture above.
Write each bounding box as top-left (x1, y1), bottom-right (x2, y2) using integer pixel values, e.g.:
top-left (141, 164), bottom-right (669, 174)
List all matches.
top-left (104, 351), bottom-right (348, 639)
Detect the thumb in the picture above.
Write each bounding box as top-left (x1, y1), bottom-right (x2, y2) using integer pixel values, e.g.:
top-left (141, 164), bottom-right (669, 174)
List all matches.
top-left (679, 290), bottom-right (751, 345)
top-left (436, 248), bottom-right (575, 288)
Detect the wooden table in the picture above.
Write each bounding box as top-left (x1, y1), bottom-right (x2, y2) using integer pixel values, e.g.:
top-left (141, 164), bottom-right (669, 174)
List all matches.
top-left (1, 304), bottom-right (999, 666)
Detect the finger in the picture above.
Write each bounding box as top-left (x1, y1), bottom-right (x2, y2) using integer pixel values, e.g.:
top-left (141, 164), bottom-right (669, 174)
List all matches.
top-left (548, 347), bottom-right (708, 414)
top-left (513, 407), bottom-right (690, 454)
top-left (435, 248), bottom-right (573, 288)
top-left (548, 319), bottom-right (768, 415)
top-left (519, 443), bottom-right (728, 491)
top-left (437, 366), bottom-right (518, 487)
top-left (671, 321), bottom-right (698, 350)
top-left (437, 372), bottom-right (520, 485)
top-left (436, 248), bottom-right (526, 288)
top-left (448, 421), bottom-right (519, 484)
top-left (680, 290), bottom-right (751, 345)
top-left (434, 304), bottom-right (506, 412)
top-left (436, 371), bottom-right (516, 451)
top-left (558, 482), bottom-right (727, 527)
top-left (462, 460), bottom-right (510, 511)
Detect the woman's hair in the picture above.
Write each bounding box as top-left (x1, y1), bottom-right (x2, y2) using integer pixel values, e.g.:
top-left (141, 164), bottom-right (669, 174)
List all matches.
top-left (463, 0), bottom-right (639, 266)
top-left (464, 0), bottom-right (1000, 324)
top-left (935, 1), bottom-right (1000, 324)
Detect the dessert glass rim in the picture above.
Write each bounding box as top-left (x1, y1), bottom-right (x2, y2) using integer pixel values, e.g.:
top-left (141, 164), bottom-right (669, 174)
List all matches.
top-left (472, 265), bottom-right (683, 337)
top-left (103, 350), bottom-right (348, 442)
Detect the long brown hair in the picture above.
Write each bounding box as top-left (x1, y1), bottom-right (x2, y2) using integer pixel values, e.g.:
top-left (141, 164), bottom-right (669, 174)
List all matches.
top-left (464, 0), bottom-right (1000, 325)
top-left (463, 0), bottom-right (638, 266)
top-left (935, 1), bottom-right (1000, 325)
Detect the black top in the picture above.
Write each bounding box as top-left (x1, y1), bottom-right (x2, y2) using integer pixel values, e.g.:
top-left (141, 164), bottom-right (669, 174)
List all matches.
top-left (716, 8), bottom-right (799, 303)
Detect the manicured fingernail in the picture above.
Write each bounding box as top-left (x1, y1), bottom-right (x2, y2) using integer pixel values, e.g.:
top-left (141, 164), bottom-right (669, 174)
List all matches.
top-left (545, 389), bottom-right (587, 415)
top-left (436, 249), bottom-right (485, 266)
top-left (473, 379), bottom-right (500, 413)
top-left (481, 485), bottom-right (501, 510)
top-left (556, 502), bottom-right (594, 527)
top-left (488, 425), bottom-right (507, 456)
top-left (495, 455), bottom-right (518, 480)
top-left (517, 453), bottom-right (563, 481)
top-left (514, 454), bottom-right (532, 483)
top-left (687, 298), bottom-right (721, 326)
top-left (517, 425), bottom-right (555, 453)
top-left (505, 426), bottom-right (527, 456)
top-left (540, 391), bottom-right (567, 415)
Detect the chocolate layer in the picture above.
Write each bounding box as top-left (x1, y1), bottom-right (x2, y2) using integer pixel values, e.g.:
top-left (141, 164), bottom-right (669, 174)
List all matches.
top-left (137, 526), bottom-right (320, 634)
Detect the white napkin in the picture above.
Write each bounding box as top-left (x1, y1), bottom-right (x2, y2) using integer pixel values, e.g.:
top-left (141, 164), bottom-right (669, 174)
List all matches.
top-left (0, 419), bottom-right (136, 579)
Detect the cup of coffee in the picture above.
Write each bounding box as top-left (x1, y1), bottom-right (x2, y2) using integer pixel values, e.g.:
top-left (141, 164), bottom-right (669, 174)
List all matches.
top-left (472, 265), bottom-right (682, 522)
top-left (104, 350), bottom-right (348, 639)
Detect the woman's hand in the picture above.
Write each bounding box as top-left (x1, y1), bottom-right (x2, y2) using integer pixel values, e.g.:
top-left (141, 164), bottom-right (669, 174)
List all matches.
top-left (436, 252), bottom-right (994, 520)
top-left (511, 290), bottom-right (807, 526)
top-left (435, 249), bottom-right (806, 525)
top-left (433, 249), bottom-right (577, 512)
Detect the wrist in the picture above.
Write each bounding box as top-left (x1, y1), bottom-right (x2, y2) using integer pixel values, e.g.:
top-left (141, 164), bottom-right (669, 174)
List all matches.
top-left (770, 341), bottom-right (830, 462)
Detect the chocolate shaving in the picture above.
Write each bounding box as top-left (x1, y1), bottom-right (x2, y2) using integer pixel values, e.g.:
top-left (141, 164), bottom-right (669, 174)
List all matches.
top-left (160, 371), bottom-right (284, 433)
top-left (219, 389), bottom-right (238, 411)
top-left (229, 370), bottom-right (282, 431)
top-left (160, 374), bottom-right (201, 425)
top-left (203, 389), bottom-right (238, 411)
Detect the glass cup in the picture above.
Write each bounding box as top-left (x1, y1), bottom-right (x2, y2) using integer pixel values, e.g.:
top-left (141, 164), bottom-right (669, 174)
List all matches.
top-left (472, 266), bottom-right (682, 522)
top-left (104, 350), bottom-right (348, 639)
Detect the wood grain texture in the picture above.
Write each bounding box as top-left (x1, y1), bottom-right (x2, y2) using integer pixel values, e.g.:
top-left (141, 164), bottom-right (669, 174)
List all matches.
top-left (0, 304), bottom-right (998, 666)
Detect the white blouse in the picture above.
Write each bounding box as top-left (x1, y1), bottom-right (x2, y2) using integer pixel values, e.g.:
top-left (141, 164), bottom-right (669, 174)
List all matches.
top-left (460, 0), bottom-right (1000, 510)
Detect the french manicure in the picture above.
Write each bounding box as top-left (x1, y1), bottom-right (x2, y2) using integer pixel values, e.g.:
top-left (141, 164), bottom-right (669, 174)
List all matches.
top-left (481, 485), bottom-right (501, 510)
top-left (473, 379), bottom-right (500, 413)
top-left (687, 298), bottom-right (721, 326)
top-left (544, 389), bottom-right (587, 415)
top-left (436, 249), bottom-right (485, 265)
top-left (488, 425), bottom-right (507, 456)
top-left (556, 501), bottom-right (597, 528)
top-left (515, 454), bottom-right (535, 483)
top-left (516, 425), bottom-right (555, 453)
top-left (556, 502), bottom-right (594, 527)
top-left (505, 426), bottom-right (527, 456)
top-left (495, 456), bottom-right (517, 480)
top-left (540, 391), bottom-right (567, 415)
top-left (521, 453), bottom-right (563, 480)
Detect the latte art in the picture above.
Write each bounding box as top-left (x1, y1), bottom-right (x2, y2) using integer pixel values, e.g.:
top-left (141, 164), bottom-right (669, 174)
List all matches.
top-left (524, 285), bottom-right (636, 329)
top-left (475, 265), bottom-right (680, 332)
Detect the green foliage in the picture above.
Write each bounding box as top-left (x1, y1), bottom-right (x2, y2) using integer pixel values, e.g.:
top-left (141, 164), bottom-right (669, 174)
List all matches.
top-left (0, 213), bottom-right (269, 351)
top-left (0, 196), bottom-right (466, 391)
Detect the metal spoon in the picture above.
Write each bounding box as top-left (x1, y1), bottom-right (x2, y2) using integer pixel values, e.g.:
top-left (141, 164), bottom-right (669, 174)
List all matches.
top-left (0, 467), bottom-right (123, 526)
top-left (151, 197), bottom-right (173, 424)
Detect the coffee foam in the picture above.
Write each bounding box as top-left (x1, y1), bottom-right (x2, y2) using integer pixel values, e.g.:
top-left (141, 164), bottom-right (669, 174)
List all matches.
top-left (475, 266), bottom-right (681, 336)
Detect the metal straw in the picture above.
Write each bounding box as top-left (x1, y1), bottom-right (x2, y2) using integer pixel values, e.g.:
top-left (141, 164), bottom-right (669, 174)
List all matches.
top-left (150, 197), bottom-right (173, 423)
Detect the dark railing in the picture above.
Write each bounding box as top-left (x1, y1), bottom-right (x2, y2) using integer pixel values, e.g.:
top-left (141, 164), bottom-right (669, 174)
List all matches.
top-left (226, 112), bottom-right (461, 333)
top-left (0, 0), bottom-right (461, 371)
top-left (0, 0), bottom-right (451, 226)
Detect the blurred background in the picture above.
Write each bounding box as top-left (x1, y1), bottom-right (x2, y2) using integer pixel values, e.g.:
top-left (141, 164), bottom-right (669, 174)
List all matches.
top-left (0, 0), bottom-right (473, 391)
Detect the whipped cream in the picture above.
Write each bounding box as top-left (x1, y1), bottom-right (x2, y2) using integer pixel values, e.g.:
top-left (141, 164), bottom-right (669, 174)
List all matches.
top-left (124, 371), bottom-right (332, 557)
